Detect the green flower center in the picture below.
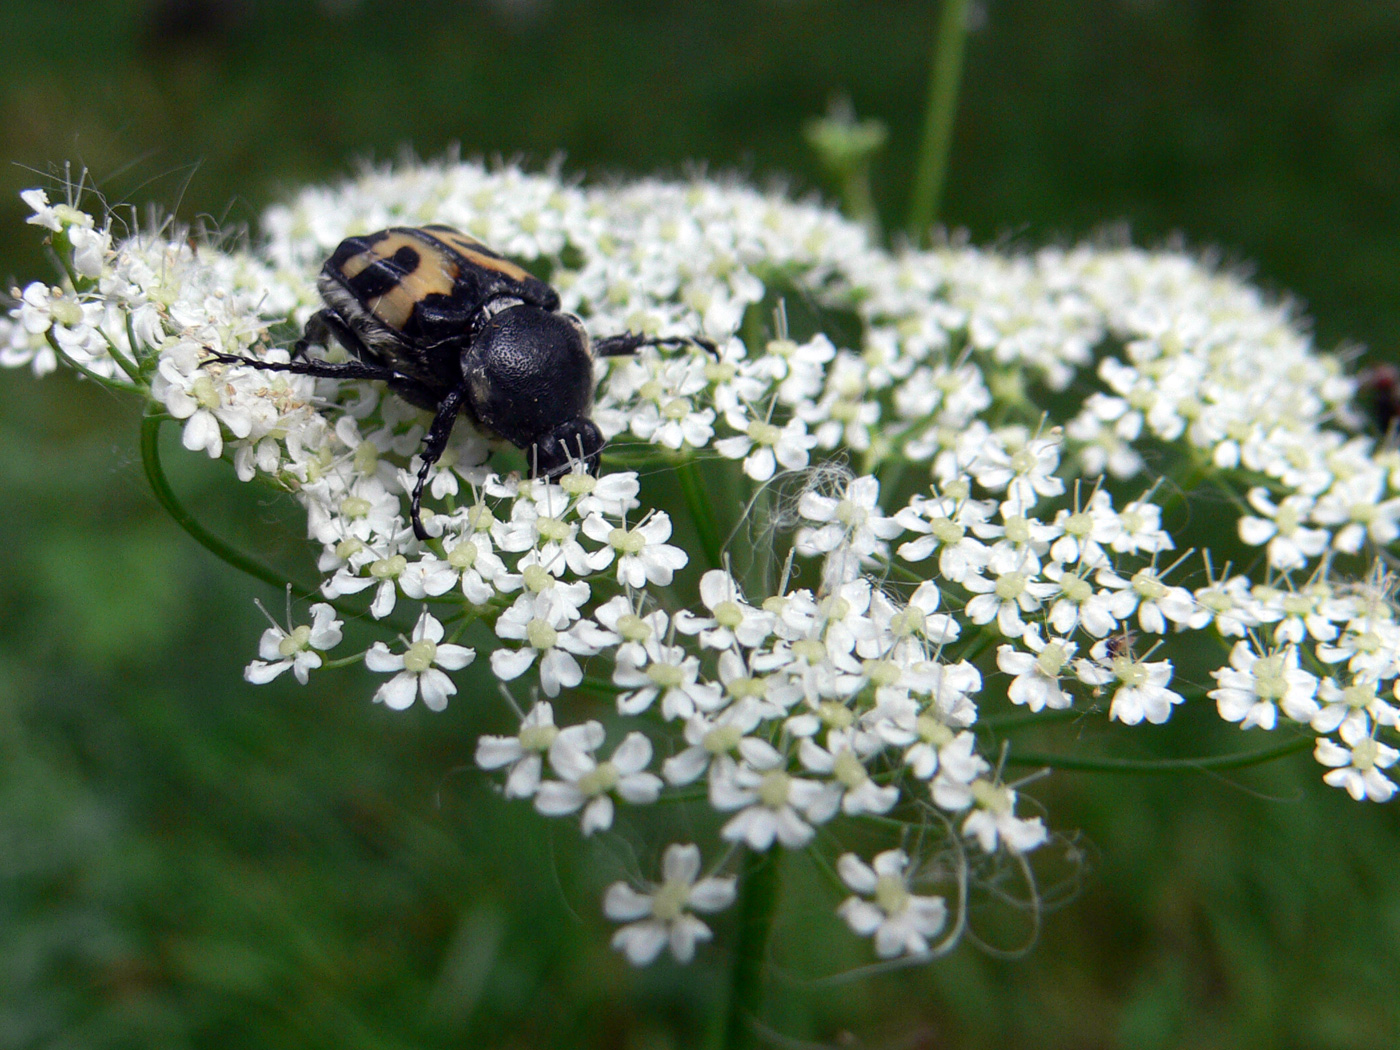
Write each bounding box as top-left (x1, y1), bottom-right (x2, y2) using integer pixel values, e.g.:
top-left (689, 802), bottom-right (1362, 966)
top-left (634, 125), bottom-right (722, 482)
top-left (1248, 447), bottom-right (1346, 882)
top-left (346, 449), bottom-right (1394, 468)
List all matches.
top-left (916, 714), bottom-right (954, 747)
top-left (818, 701), bottom-right (854, 729)
top-left (609, 527), bottom-right (647, 554)
top-left (1063, 511), bottom-right (1093, 538)
top-left (1342, 682), bottom-right (1376, 709)
top-left (1252, 654), bottom-right (1288, 700)
top-left (648, 662), bottom-right (685, 688)
top-left (191, 374), bottom-right (221, 410)
top-left (832, 749), bottom-right (867, 788)
top-left (727, 675), bottom-right (765, 700)
top-left (1351, 739), bottom-right (1379, 771)
top-left (747, 420), bottom-right (781, 445)
top-left (522, 565), bottom-right (554, 593)
top-left (874, 874), bottom-right (909, 916)
top-left (518, 724), bottom-right (558, 752)
top-left (369, 555), bottom-right (406, 580)
top-left (536, 516), bottom-right (572, 542)
top-left (863, 659), bottom-right (901, 687)
top-left (278, 625), bottom-right (312, 657)
top-left (1132, 570), bottom-right (1167, 600)
top-left (1036, 643), bottom-right (1070, 677)
top-left (1112, 656), bottom-right (1148, 689)
top-left (703, 724), bottom-right (743, 754)
top-left (616, 613), bottom-right (651, 642)
top-left (1060, 574), bottom-right (1092, 603)
top-left (403, 639), bottom-right (437, 674)
top-left (577, 761), bottom-right (619, 797)
top-left (527, 618), bottom-right (559, 651)
top-left (713, 600), bottom-right (746, 628)
top-left (969, 778), bottom-right (1013, 815)
top-left (651, 878), bottom-right (690, 923)
top-left (758, 771), bottom-right (792, 808)
top-left (995, 572), bottom-right (1027, 601)
top-left (930, 517), bottom-right (965, 545)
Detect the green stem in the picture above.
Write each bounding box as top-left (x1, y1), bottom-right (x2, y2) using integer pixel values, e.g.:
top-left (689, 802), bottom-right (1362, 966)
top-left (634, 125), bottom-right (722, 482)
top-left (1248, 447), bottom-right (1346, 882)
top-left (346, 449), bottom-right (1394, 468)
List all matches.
top-left (140, 411), bottom-right (336, 609)
top-left (1002, 733), bottom-right (1314, 774)
top-left (718, 849), bottom-right (781, 1050)
top-left (677, 457), bottom-right (725, 570)
top-left (45, 331), bottom-right (134, 392)
top-left (907, 0), bottom-right (971, 240)
top-left (980, 706), bottom-right (1086, 731)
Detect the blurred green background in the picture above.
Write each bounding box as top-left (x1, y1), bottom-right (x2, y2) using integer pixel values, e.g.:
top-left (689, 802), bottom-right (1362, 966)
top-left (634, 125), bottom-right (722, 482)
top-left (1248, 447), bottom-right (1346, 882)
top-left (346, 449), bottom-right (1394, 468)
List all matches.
top-left (2, 1), bottom-right (1399, 1047)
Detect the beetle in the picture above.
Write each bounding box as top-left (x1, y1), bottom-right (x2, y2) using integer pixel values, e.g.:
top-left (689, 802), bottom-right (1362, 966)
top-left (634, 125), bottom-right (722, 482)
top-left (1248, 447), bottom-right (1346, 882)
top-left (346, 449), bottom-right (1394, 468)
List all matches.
top-left (212, 224), bottom-right (712, 540)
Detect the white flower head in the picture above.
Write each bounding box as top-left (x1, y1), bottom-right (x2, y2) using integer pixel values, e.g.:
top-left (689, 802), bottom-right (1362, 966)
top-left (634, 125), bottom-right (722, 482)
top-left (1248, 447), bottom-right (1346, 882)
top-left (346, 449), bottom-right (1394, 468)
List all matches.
top-left (604, 844), bottom-right (736, 965)
top-left (836, 849), bottom-right (948, 958)
top-left (1208, 640), bottom-right (1320, 730)
top-left (1314, 718), bottom-right (1399, 802)
top-left (244, 601), bottom-right (343, 686)
top-left (534, 724), bottom-right (663, 835)
top-left (475, 700), bottom-right (559, 799)
top-left (365, 609), bottom-right (476, 711)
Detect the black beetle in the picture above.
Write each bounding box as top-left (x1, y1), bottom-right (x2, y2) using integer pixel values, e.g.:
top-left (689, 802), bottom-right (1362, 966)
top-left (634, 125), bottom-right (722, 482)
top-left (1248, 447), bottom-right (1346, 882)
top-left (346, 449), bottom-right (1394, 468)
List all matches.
top-left (213, 224), bottom-right (711, 539)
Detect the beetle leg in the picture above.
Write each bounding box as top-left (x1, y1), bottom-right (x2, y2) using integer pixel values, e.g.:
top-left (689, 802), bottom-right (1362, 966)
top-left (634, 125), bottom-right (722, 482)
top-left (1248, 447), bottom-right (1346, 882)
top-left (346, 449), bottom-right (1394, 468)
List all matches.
top-left (207, 350), bottom-right (407, 384)
top-left (409, 384), bottom-right (467, 541)
top-left (593, 332), bottom-right (719, 359)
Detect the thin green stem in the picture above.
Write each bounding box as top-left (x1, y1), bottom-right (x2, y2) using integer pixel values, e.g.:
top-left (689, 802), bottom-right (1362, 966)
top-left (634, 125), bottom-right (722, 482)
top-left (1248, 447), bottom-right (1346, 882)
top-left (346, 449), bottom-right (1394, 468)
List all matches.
top-left (1002, 733), bottom-right (1314, 774)
top-left (980, 706), bottom-right (1086, 731)
top-left (717, 849), bottom-right (781, 1050)
top-left (45, 331), bottom-right (134, 392)
top-left (140, 411), bottom-right (344, 612)
top-left (907, 0), bottom-right (971, 240)
top-left (678, 457), bottom-right (725, 570)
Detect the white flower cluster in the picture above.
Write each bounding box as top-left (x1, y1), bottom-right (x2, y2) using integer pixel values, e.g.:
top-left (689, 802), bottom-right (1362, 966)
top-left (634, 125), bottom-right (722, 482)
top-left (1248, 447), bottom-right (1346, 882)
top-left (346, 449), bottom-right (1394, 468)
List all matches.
top-left (8, 159), bottom-right (1399, 969)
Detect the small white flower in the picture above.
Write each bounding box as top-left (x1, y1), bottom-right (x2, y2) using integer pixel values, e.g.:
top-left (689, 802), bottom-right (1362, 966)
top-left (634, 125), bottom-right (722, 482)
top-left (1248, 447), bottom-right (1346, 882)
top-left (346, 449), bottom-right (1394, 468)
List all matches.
top-left (710, 741), bottom-right (841, 850)
top-left (1208, 641), bottom-right (1319, 730)
top-left (21, 188), bottom-right (64, 231)
top-left (798, 728), bottom-right (898, 815)
top-left (364, 610), bottom-right (475, 711)
top-left (1074, 640), bottom-right (1184, 725)
top-left (1237, 488), bottom-right (1330, 571)
top-left (934, 770), bottom-right (1048, 853)
top-left (661, 700), bottom-right (766, 786)
top-left (491, 591), bottom-right (617, 697)
top-left (581, 510), bottom-right (688, 587)
top-left (996, 625), bottom-right (1076, 711)
top-left (674, 569), bottom-right (774, 650)
top-left (604, 843), bottom-right (736, 965)
top-left (1314, 719), bottom-right (1399, 802)
top-left (534, 724), bottom-right (663, 835)
top-left (713, 410), bottom-right (817, 481)
top-left (244, 602), bottom-right (343, 685)
top-left (475, 701), bottom-right (559, 799)
top-left (1311, 675), bottom-right (1398, 738)
top-left (612, 640), bottom-right (721, 720)
top-left (795, 474), bottom-right (902, 558)
top-left (836, 850), bottom-right (948, 958)
top-left (963, 564), bottom-right (1058, 640)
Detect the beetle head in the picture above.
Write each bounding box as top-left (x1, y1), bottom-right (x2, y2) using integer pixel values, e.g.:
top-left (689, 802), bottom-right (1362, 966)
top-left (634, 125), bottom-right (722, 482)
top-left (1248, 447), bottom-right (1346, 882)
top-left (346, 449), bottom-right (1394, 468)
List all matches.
top-left (531, 417), bottom-right (605, 479)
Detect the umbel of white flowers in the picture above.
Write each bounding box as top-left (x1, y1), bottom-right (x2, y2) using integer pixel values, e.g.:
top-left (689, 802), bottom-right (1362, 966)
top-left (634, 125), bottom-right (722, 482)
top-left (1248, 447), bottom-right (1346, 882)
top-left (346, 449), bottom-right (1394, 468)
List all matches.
top-left (7, 160), bottom-right (1399, 969)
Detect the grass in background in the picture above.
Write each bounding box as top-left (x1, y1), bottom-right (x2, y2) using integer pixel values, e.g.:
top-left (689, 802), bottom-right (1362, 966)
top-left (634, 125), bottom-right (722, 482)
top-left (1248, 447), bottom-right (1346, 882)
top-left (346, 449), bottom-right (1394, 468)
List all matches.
top-left (1, 1), bottom-right (1398, 1046)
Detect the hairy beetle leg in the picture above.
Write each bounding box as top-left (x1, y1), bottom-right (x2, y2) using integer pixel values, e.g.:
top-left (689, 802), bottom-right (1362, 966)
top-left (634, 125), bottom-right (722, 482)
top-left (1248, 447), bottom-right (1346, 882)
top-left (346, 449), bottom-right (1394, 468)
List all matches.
top-left (408, 385), bottom-right (468, 542)
top-left (593, 332), bottom-right (719, 359)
